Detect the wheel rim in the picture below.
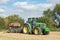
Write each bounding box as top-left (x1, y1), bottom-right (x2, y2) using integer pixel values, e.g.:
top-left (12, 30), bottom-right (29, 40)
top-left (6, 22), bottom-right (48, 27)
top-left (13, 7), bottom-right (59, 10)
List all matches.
top-left (23, 26), bottom-right (28, 33)
top-left (34, 28), bottom-right (39, 35)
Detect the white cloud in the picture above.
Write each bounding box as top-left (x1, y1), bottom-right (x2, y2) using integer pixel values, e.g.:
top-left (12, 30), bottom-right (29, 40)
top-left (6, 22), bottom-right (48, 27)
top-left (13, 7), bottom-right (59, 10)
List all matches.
top-left (13, 2), bottom-right (35, 10)
top-left (0, 0), bottom-right (10, 4)
top-left (13, 2), bottom-right (53, 20)
top-left (47, 0), bottom-right (60, 4)
top-left (0, 1), bottom-right (55, 20)
top-left (0, 8), bottom-right (5, 13)
top-left (13, 2), bottom-right (52, 10)
top-left (0, 0), bottom-right (60, 21)
top-left (0, 14), bottom-right (7, 18)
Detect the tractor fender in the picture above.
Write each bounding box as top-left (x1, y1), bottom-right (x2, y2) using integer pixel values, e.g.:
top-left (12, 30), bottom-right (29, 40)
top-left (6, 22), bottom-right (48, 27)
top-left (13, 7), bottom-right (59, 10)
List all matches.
top-left (42, 27), bottom-right (50, 35)
top-left (44, 27), bottom-right (50, 32)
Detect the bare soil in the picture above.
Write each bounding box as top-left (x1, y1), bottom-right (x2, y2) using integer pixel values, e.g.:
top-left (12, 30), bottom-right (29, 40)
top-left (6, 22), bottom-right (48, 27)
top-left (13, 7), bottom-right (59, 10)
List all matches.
top-left (0, 32), bottom-right (60, 40)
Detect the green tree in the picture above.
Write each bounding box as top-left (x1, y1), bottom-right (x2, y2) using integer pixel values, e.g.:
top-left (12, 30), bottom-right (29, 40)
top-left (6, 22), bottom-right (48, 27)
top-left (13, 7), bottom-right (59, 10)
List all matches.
top-left (41, 4), bottom-right (60, 31)
top-left (6, 14), bottom-right (24, 26)
top-left (2, 14), bottom-right (24, 30)
top-left (53, 4), bottom-right (60, 15)
top-left (0, 17), bottom-right (5, 30)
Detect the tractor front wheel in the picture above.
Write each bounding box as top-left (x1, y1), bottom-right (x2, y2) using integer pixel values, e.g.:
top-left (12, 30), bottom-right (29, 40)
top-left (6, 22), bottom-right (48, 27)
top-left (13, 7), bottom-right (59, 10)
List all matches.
top-left (23, 26), bottom-right (29, 34)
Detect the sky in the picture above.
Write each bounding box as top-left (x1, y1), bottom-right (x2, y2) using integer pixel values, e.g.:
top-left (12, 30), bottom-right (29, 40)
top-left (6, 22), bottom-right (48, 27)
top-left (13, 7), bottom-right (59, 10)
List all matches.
top-left (0, 0), bottom-right (60, 21)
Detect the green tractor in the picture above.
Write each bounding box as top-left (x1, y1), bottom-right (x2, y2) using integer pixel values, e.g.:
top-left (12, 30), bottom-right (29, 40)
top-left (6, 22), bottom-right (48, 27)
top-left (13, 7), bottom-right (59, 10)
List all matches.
top-left (22, 18), bottom-right (50, 35)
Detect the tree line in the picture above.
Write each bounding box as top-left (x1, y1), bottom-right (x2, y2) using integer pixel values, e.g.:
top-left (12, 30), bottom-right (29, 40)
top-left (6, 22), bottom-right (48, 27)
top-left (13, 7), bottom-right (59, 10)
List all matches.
top-left (39, 4), bottom-right (60, 31)
top-left (0, 14), bottom-right (24, 30)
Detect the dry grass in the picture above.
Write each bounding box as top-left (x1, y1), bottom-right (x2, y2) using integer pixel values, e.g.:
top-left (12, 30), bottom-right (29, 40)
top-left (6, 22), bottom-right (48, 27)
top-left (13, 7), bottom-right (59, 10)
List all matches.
top-left (0, 32), bottom-right (60, 40)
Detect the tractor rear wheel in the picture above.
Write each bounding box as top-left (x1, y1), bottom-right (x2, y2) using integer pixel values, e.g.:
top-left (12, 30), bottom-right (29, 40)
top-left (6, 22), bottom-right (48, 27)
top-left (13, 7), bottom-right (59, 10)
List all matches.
top-left (33, 27), bottom-right (42, 35)
top-left (23, 25), bottom-right (29, 34)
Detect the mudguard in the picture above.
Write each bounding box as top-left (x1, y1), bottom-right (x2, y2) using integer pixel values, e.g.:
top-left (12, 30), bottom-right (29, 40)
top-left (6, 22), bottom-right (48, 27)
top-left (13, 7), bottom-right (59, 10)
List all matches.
top-left (44, 27), bottom-right (50, 32)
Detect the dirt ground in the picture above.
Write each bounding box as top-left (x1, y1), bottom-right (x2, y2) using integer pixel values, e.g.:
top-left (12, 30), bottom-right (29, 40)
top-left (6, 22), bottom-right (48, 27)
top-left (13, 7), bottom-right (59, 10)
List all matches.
top-left (0, 32), bottom-right (60, 40)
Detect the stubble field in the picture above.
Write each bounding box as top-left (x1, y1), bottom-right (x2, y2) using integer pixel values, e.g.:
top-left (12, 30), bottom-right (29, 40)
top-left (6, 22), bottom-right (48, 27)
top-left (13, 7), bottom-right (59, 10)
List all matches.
top-left (0, 32), bottom-right (60, 40)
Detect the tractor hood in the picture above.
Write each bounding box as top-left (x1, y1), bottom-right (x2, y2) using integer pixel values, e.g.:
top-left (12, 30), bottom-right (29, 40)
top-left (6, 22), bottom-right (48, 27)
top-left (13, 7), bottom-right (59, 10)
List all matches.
top-left (36, 22), bottom-right (45, 27)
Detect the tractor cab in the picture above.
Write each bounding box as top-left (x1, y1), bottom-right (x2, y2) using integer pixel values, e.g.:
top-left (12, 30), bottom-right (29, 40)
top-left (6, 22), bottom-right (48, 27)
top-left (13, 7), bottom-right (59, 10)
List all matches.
top-left (27, 18), bottom-right (40, 23)
top-left (27, 18), bottom-right (47, 29)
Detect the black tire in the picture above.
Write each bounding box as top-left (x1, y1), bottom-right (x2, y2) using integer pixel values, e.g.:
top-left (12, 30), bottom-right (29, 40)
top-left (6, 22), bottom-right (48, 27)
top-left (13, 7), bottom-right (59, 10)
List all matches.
top-left (23, 25), bottom-right (29, 34)
top-left (33, 27), bottom-right (42, 35)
